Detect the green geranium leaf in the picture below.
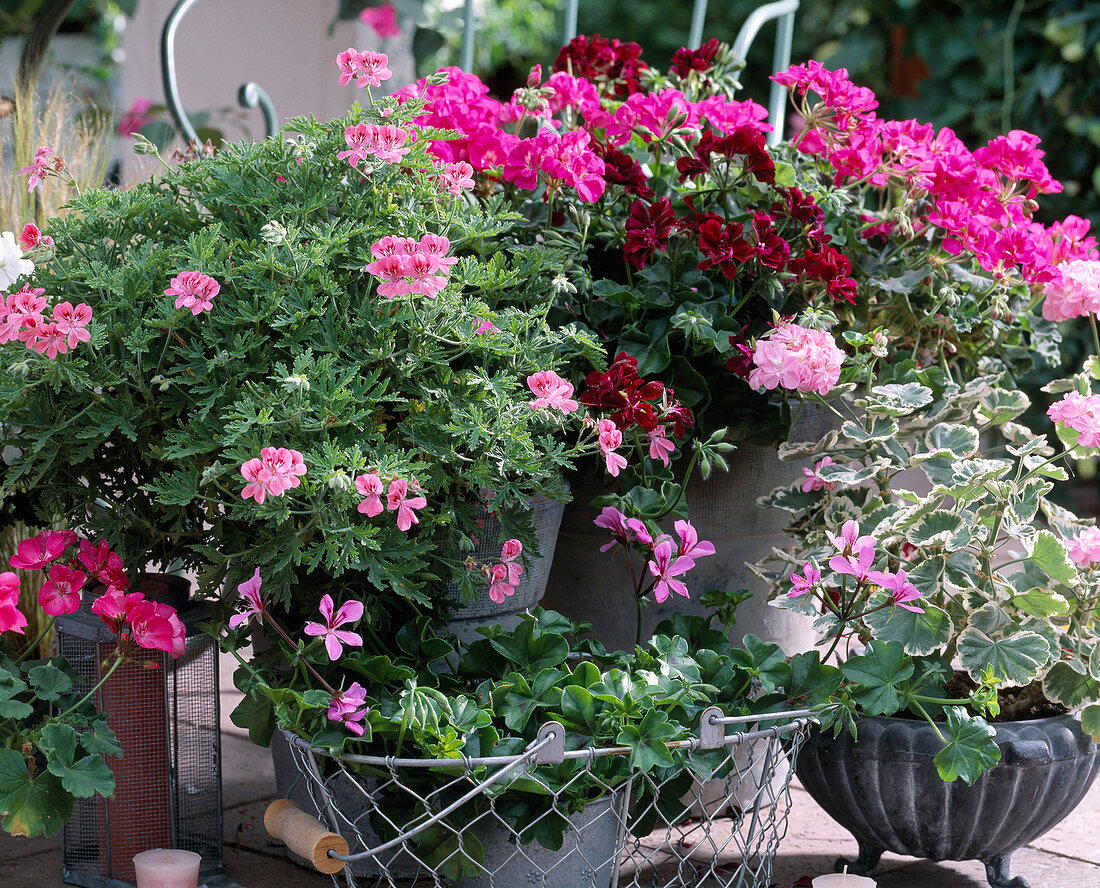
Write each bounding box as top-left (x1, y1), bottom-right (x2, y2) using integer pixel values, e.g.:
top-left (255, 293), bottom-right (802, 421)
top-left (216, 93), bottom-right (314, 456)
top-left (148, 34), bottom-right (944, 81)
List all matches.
top-left (840, 640), bottom-right (914, 716)
top-left (1011, 589), bottom-right (1069, 618)
top-left (933, 708), bottom-right (1001, 784)
top-left (48, 754), bottom-right (115, 799)
top-left (27, 664), bottom-right (72, 702)
top-left (862, 383), bottom-right (933, 417)
top-left (81, 720), bottom-right (123, 759)
top-left (863, 603), bottom-right (953, 656)
top-left (957, 628), bottom-right (1050, 685)
top-left (1043, 660), bottom-right (1100, 708)
top-left (784, 652), bottom-right (843, 705)
top-left (617, 709), bottom-right (676, 772)
top-left (905, 511), bottom-right (968, 550)
top-left (230, 693), bottom-right (277, 748)
top-left (1081, 704), bottom-right (1100, 742)
top-left (38, 723), bottom-right (78, 765)
top-left (1027, 530), bottom-right (1078, 586)
top-left (0, 748), bottom-right (74, 837)
top-left (919, 424), bottom-right (980, 460)
top-left (841, 417), bottom-right (899, 444)
top-left (975, 389), bottom-right (1029, 426)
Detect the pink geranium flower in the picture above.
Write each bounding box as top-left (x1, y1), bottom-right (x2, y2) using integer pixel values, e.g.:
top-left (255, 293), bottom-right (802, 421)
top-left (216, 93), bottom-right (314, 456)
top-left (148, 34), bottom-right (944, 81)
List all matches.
top-left (473, 317), bottom-right (497, 335)
top-left (788, 562), bottom-right (820, 597)
top-left (240, 447), bottom-right (307, 504)
top-left (387, 478), bottom-right (427, 531)
top-left (18, 145), bottom-right (54, 192)
top-left (29, 323), bottom-right (68, 359)
top-left (648, 539), bottom-right (692, 603)
top-left (51, 301), bottom-right (92, 347)
top-left (802, 456), bottom-right (837, 492)
top-left (593, 506), bottom-right (632, 552)
top-left (39, 564), bottom-right (87, 616)
top-left (597, 418), bottom-right (627, 476)
top-left (829, 546), bottom-right (876, 583)
top-left (647, 427), bottom-right (675, 467)
top-left (673, 519), bottom-right (715, 563)
top-left (440, 161), bottom-right (475, 195)
top-left (327, 682), bottom-right (369, 736)
top-left (360, 2), bottom-right (401, 39)
top-left (354, 472), bottom-right (385, 516)
top-left (0, 572), bottom-right (26, 635)
top-left (19, 223), bottom-right (51, 250)
top-left (487, 563), bottom-right (514, 603)
top-left (165, 270), bottom-right (220, 315)
top-left (91, 586), bottom-right (146, 634)
top-left (128, 599), bottom-right (186, 657)
top-left (10, 529), bottom-right (77, 570)
top-left (826, 520), bottom-right (875, 557)
top-left (527, 370), bottom-right (579, 413)
top-left (1069, 526), bottom-right (1100, 567)
top-left (304, 594), bottom-right (364, 660)
top-left (229, 568), bottom-right (265, 630)
top-left (78, 539), bottom-right (129, 589)
top-left (867, 568), bottom-right (924, 613)
top-left (499, 538), bottom-right (524, 586)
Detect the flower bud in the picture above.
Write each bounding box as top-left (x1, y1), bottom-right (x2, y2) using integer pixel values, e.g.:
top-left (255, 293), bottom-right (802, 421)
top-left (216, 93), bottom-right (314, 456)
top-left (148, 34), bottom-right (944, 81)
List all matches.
top-left (282, 374), bottom-right (310, 392)
top-left (426, 70), bottom-right (452, 86)
top-left (526, 64), bottom-right (542, 88)
top-left (328, 470), bottom-right (352, 492)
top-left (132, 134), bottom-right (157, 156)
top-left (261, 220), bottom-right (288, 245)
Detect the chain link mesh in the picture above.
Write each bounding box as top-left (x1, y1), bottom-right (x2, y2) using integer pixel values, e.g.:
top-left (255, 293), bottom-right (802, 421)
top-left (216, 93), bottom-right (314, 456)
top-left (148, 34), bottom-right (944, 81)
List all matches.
top-left (283, 716), bottom-right (808, 888)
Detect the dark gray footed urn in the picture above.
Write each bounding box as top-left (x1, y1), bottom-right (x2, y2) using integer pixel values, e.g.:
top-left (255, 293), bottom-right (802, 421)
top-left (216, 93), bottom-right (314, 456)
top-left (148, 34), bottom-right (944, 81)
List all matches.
top-left (795, 715), bottom-right (1100, 888)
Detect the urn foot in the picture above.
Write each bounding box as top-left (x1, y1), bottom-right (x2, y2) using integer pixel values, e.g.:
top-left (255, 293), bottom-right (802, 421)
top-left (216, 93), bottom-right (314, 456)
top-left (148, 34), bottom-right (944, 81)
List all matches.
top-left (982, 853), bottom-right (1029, 888)
top-left (836, 840), bottom-right (882, 876)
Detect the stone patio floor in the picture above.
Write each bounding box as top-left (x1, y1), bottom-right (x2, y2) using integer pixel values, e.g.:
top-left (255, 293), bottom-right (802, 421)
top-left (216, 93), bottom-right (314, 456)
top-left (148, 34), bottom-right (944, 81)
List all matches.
top-left (2, 653), bottom-right (1099, 888)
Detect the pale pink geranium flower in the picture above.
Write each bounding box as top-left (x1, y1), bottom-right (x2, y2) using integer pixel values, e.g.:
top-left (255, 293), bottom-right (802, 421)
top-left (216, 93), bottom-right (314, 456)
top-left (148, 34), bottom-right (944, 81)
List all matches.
top-left (165, 270), bottom-right (220, 315)
top-left (387, 478), bottom-right (427, 531)
top-left (338, 123), bottom-right (375, 168)
top-left (39, 564), bottom-right (87, 616)
top-left (365, 253), bottom-right (411, 298)
top-left (52, 302), bottom-right (92, 347)
top-left (354, 472), bottom-right (385, 516)
top-left (788, 562), bottom-right (820, 597)
top-left (867, 568), bottom-right (924, 613)
top-left (371, 125), bottom-right (412, 164)
top-left (648, 427), bottom-right (675, 467)
top-left (128, 599), bottom-right (186, 657)
top-left (826, 520), bottom-right (875, 557)
top-left (406, 251), bottom-right (448, 297)
top-left (29, 323), bottom-right (68, 359)
top-left (418, 233), bottom-right (458, 269)
top-left (500, 539), bottom-right (524, 586)
top-left (18, 145), bottom-right (54, 192)
top-left (473, 317), bottom-right (497, 335)
top-left (354, 51), bottom-right (392, 89)
top-left (748, 321), bottom-right (844, 396)
top-left (527, 370), bottom-right (578, 413)
top-left (229, 568), bottom-right (265, 630)
top-left (648, 539), bottom-right (692, 603)
top-left (829, 546), bottom-right (876, 583)
top-left (487, 563), bottom-right (514, 603)
top-left (327, 682), bottom-right (369, 736)
top-left (1041, 259), bottom-right (1100, 322)
top-left (802, 456), bottom-right (836, 492)
top-left (304, 594), bottom-right (364, 660)
top-left (0, 572), bottom-right (27, 635)
top-left (1069, 526), bottom-right (1100, 567)
top-left (673, 520), bottom-right (715, 565)
top-left (440, 161), bottom-right (475, 195)
top-left (240, 447), bottom-right (307, 504)
top-left (0, 285), bottom-right (46, 344)
top-left (1048, 392), bottom-right (1100, 449)
top-left (360, 2), bottom-right (401, 38)
top-left (597, 418), bottom-right (627, 477)
top-left (10, 529), bottom-right (77, 570)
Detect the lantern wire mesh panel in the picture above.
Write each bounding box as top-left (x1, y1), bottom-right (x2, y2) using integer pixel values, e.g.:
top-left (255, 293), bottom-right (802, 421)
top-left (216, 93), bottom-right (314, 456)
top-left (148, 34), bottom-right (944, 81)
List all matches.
top-left (57, 602), bottom-right (224, 888)
top-left (282, 708), bottom-right (812, 888)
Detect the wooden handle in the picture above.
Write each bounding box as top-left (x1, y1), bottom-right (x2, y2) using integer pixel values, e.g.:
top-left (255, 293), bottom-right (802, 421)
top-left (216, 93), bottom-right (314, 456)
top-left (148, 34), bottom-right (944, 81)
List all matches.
top-left (264, 799), bottom-right (349, 874)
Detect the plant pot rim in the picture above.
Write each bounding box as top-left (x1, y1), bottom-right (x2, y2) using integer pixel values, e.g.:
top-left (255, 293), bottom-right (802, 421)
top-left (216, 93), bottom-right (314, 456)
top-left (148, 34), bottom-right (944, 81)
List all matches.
top-left (851, 711), bottom-right (1079, 729)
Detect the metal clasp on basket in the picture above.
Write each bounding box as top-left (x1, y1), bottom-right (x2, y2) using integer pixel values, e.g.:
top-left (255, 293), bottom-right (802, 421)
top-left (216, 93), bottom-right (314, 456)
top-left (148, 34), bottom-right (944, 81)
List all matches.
top-left (699, 706), bottom-right (726, 749)
top-left (530, 721), bottom-right (566, 764)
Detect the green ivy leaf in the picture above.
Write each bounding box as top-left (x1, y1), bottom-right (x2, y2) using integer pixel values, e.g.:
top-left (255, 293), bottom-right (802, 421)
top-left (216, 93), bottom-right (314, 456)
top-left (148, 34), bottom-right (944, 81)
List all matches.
top-left (957, 628), bottom-right (1051, 685)
top-left (933, 708), bottom-right (1001, 784)
top-left (840, 640), bottom-right (914, 716)
top-left (230, 694), bottom-right (276, 748)
top-left (616, 709), bottom-right (676, 772)
top-left (784, 652), bottom-right (843, 705)
top-left (560, 686), bottom-right (599, 733)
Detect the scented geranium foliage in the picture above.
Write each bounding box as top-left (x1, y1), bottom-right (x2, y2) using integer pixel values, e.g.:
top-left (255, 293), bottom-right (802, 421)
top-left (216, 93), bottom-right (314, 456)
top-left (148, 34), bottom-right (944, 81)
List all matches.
top-left (399, 38), bottom-right (1078, 444)
top-left (0, 531), bottom-right (184, 837)
top-left (0, 79), bottom-right (608, 628)
top-left (754, 361), bottom-right (1100, 784)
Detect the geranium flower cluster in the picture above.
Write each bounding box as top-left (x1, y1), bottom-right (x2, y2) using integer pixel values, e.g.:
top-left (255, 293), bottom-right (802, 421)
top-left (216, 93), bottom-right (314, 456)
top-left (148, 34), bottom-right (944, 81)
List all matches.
top-left (240, 447), bottom-right (308, 504)
top-left (789, 519), bottom-right (923, 615)
top-left (335, 48), bottom-right (392, 89)
top-left (0, 282), bottom-right (92, 359)
top-left (1068, 526), bottom-right (1100, 567)
top-left (748, 320), bottom-right (845, 396)
top-left (483, 539), bottom-right (524, 603)
top-left (337, 123), bottom-right (411, 168)
top-left (594, 507), bottom-right (714, 603)
top-left (1041, 258), bottom-right (1100, 322)
top-left (1047, 392), bottom-right (1100, 449)
top-left (364, 233), bottom-right (455, 298)
top-left (527, 369), bottom-right (578, 413)
top-left (18, 145), bottom-right (63, 192)
top-left (2, 529), bottom-right (185, 657)
top-left (579, 352), bottom-right (693, 443)
top-left (775, 61), bottom-right (1091, 288)
top-left (354, 472), bottom-right (427, 532)
top-left (165, 270), bottom-right (220, 315)
top-left (501, 128), bottom-right (606, 202)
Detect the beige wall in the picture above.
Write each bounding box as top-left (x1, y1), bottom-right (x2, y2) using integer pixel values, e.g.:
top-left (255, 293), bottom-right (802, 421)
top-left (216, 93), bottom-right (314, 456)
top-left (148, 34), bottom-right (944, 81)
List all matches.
top-left (120, 0), bottom-right (415, 141)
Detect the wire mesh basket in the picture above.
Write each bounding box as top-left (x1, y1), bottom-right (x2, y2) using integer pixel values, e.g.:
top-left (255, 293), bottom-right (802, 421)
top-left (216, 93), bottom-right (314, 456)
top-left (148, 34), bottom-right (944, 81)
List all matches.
top-left (275, 707), bottom-right (811, 888)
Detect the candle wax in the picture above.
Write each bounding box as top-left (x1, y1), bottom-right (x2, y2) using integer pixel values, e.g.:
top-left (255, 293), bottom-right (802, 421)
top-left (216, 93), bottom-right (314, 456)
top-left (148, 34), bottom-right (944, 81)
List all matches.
top-left (132, 848), bottom-right (202, 888)
top-left (811, 872), bottom-right (878, 887)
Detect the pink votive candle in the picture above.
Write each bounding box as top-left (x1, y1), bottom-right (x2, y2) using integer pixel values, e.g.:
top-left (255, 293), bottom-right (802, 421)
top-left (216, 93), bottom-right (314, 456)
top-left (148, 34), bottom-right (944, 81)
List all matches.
top-left (132, 849), bottom-right (201, 888)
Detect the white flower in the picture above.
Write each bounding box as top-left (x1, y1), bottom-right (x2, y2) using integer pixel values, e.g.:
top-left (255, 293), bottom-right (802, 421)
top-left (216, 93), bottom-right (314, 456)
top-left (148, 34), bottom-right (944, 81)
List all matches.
top-left (0, 231), bottom-right (34, 290)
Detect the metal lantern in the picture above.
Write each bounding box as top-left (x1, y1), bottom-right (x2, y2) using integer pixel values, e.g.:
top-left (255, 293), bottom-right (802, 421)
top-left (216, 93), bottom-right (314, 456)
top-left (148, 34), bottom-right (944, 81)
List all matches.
top-left (56, 578), bottom-right (226, 888)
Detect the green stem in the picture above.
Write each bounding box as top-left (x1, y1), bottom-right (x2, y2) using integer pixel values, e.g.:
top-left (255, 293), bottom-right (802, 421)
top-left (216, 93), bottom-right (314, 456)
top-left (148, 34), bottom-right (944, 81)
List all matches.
top-left (55, 651), bottom-right (125, 722)
top-left (1090, 314), bottom-right (1100, 361)
top-left (635, 595), bottom-right (644, 649)
top-left (911, 698), bottom-right (946, 743)
top-left (15, 615), bottom-right (56, 664)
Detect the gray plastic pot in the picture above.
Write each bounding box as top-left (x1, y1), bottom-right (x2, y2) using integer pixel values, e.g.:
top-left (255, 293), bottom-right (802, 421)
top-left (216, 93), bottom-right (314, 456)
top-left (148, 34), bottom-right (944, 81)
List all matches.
top-left (542, 408), bottom-right (836, 654)
top-left (795, 714), bottom-right (1100, 888)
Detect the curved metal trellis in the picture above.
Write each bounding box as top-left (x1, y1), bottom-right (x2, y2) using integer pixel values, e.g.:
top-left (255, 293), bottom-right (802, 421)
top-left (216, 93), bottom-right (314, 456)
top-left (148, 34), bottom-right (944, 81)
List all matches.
top-left (160, 0), bottom-right (799, 146)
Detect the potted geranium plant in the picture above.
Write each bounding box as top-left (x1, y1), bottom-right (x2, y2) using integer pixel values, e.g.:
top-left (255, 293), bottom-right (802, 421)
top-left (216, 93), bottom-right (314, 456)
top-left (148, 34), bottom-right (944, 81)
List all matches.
top-left (754, 358), bottom-right (1100, 888)
top-left (0, 529), bottom-right (183, 838)
top-left (392, 39), bottom-right (1068, 651)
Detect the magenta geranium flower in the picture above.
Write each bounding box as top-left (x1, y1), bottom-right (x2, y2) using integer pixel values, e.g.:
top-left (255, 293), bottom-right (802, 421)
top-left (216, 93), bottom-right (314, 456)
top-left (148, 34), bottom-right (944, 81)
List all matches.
top-left (0, 572), bottom-right (26, 635)
top-left (673, 520), bottom-right (715, 563)
top-left (305, 594), bottom-right (364, 660)
top-left (594, 506), bottom-right (631, 552)
top-left (829, 546), bottom-right (876, 583)
top-left (648, 539), bottom-right (692, 603)
top-left (38, 564), bottom-right (86, 616)
top-left (327, 682), bottom-right (369, 736)
top-left (128, 599), bottom-right (186, 657)
top-left (354, 472), bottom-right (385, 517)
top-left (788, 562), bottom-right (820, 598)
top-left (165, 270), bottom-right (220, 315)
top-left (868, 568), bottom-right (924, 613)
top-left (10, 529), bottom-right (77, 570)
top-left (386, 479), bottom-right (427, 531)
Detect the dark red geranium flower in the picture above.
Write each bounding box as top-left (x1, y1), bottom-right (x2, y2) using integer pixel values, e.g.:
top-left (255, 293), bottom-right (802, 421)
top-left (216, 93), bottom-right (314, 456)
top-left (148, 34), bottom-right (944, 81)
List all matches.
top-left (553, 34), bottom-right (648, 98)
top-left (697, 217), bottom-right (755, 279)
top-left (771, 186), bottom-right (825, 236)
top-left (789, 244), bottom-right (858, 304)
top-left (597, 144), bottom-right (653, 199)
top-left (677, 126), bottom-right (775, 185)
top-left (725, 327), bottom-right (755, 378)
top-left (752, 212), bottom-right (790, 271)
top-left (580, 352), bottom-right (667, 432)
top-left (670, 38), bottom-right (722, 78)
top-left (624, 197), bottom-right (676, 269)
